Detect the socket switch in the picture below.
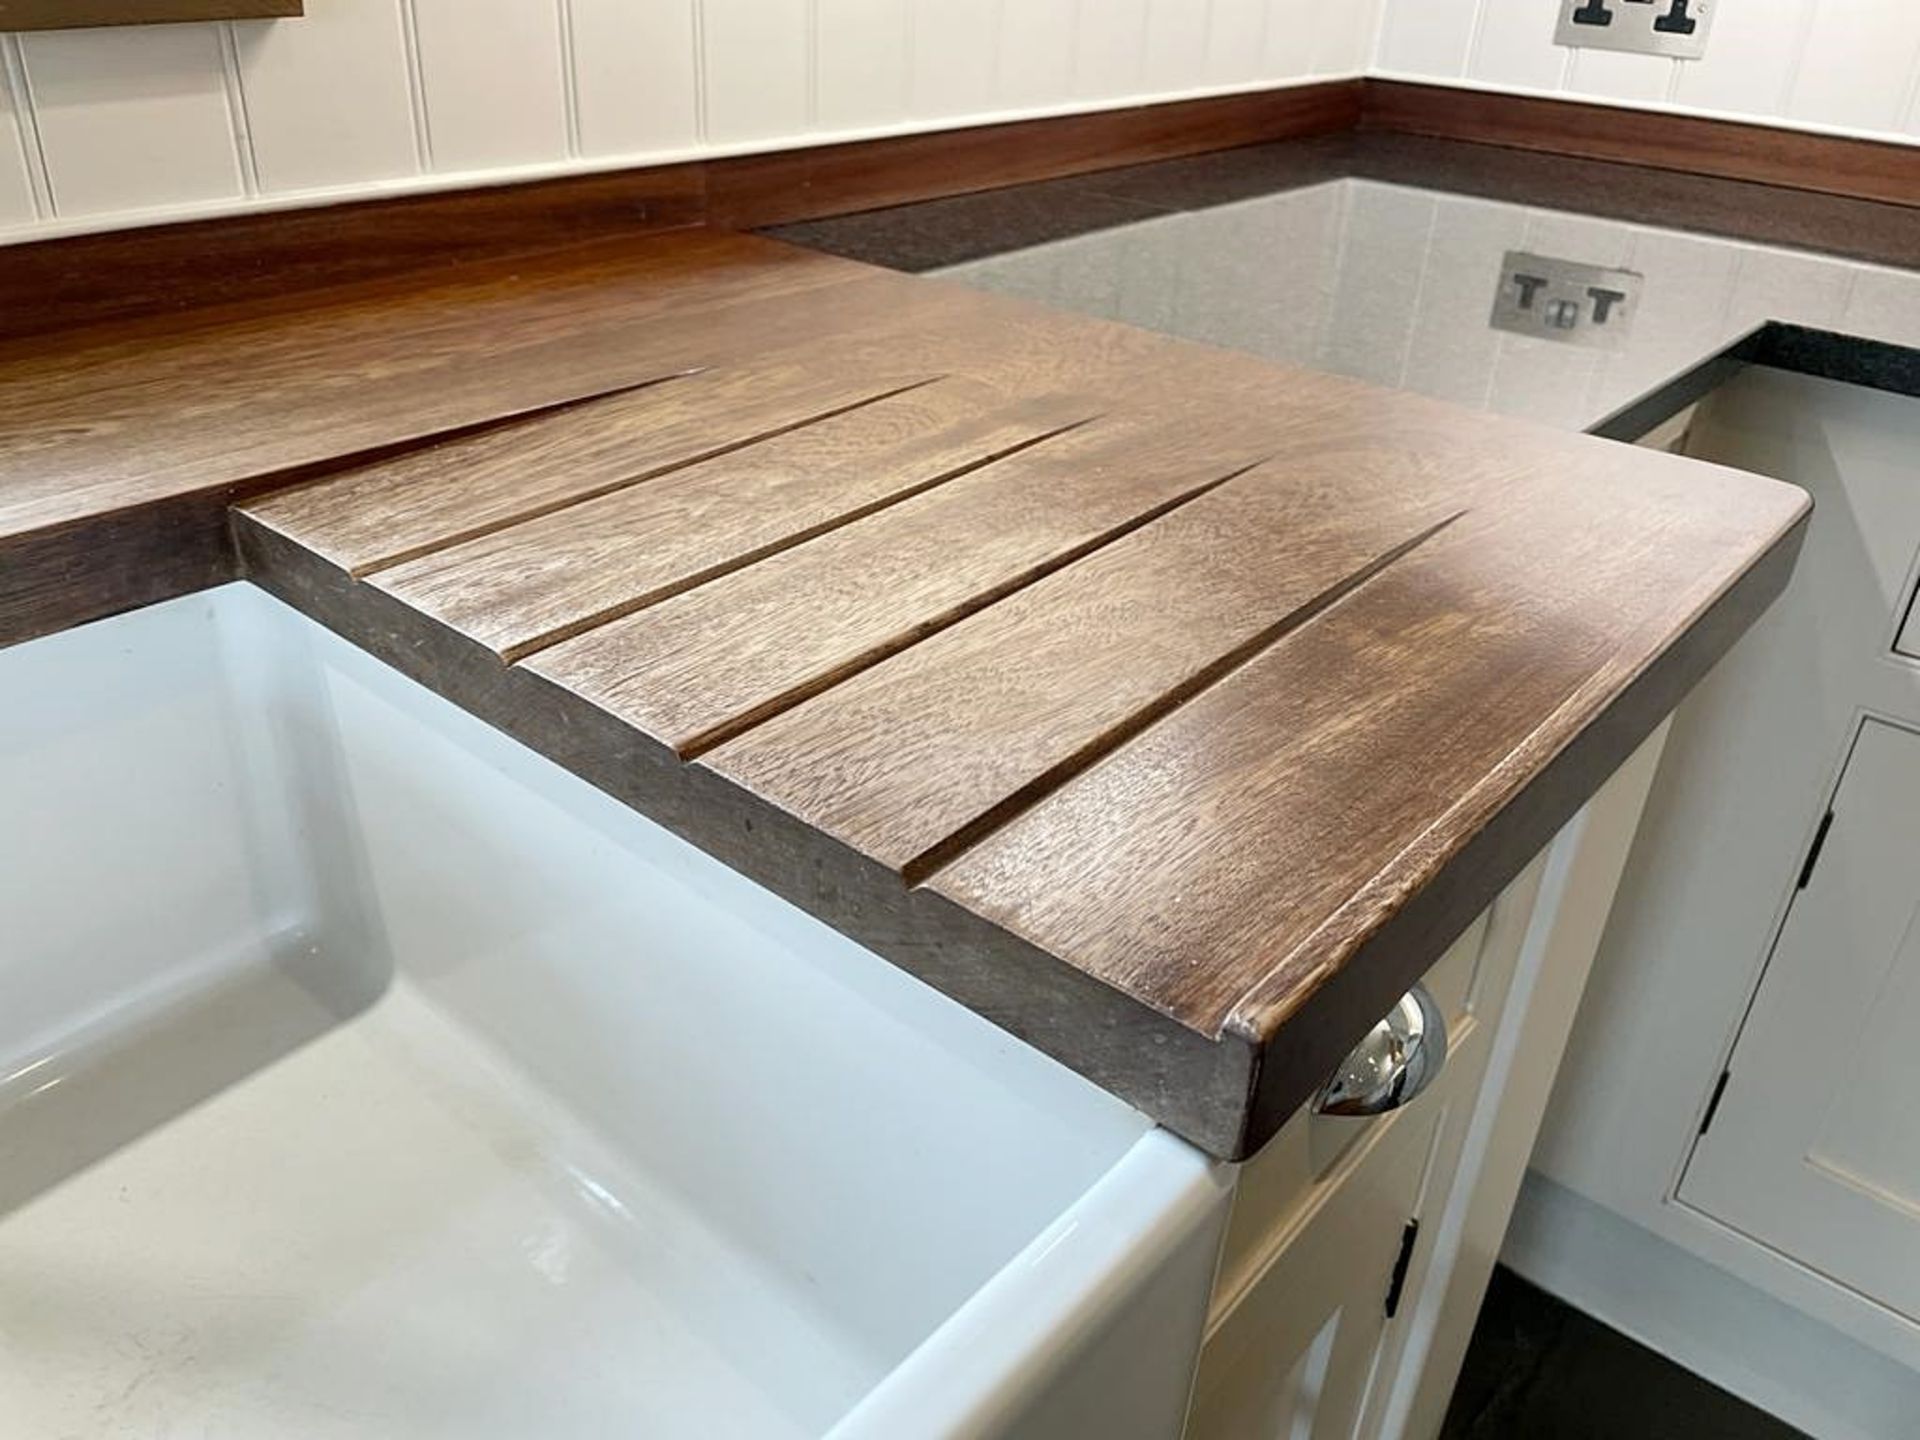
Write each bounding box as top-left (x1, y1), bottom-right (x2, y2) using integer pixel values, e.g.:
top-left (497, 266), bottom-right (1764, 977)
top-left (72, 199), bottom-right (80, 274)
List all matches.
top-left (1490, 252), bottom-right (1642, 350)
top-left (1555, 0), bottom-right (1713, 60)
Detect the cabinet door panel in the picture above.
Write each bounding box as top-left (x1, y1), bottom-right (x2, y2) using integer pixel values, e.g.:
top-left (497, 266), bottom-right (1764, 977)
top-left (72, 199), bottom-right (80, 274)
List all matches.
top-left (1681, 716), bottom-right (1920, 1322)
top-left (1190, 1106), bottom-right (1435, 1440)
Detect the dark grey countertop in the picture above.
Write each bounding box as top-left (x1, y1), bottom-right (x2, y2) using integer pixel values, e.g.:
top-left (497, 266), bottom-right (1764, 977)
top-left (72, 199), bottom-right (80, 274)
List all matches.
top-left (769, 135), bottom-right (1920, 439)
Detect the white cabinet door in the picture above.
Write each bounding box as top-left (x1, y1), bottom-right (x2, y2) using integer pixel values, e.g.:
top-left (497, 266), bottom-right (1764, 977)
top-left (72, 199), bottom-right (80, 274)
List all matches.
top-left (1188, 1105), bottom-right (1434, 1440)
top-left (1681, 716), bottom-right (1920, 1323)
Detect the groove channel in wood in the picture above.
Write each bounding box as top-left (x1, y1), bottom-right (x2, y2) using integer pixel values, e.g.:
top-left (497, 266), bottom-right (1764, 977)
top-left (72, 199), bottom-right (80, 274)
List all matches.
top-left (250, 367), bottom-right (939, 578)
top-left (57, 224), bottom-right (1811, 1158)
top-left (372, 382), bottom-right (1098, 662)
top-left (704, 463), bottom-right (1467, 879)
top-left (929, 454), bottom-right (1802, 1042)
top-left (900, 509), bottom-right (1467, 885)
top-left (529, 414), bottom-right (1285, 759)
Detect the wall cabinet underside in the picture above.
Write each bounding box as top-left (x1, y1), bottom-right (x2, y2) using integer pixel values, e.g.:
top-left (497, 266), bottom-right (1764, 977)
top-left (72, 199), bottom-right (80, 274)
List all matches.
top-left (0, 1), bottom-right (299, 30)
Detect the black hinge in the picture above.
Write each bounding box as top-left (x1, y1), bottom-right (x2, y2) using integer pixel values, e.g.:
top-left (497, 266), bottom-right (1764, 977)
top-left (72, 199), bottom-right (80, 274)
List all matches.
top-left (1698, 1068), bottom-right (1732, 1137)
top-left (1796, 809), bottom-right (1836, 891)
top-left (1384, 1219), bottom-right (1420, 1319)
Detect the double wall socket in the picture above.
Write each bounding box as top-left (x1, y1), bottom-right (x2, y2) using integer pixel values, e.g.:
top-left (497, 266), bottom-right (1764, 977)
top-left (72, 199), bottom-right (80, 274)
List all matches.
top-left (1490, 252), bottom-right (1642, 350)
top-left (1555, 0), bottom-right (1713, 60)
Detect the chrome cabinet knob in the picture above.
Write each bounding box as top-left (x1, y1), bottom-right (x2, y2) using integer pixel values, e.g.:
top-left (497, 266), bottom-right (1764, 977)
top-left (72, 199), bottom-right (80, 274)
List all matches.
top-left (1314, 984), bottom-right (1448, 1118)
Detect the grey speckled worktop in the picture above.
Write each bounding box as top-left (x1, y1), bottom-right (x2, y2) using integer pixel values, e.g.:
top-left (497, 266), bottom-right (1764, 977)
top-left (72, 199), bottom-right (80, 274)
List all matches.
top-left (770, 136), bottom-right (1920, 439)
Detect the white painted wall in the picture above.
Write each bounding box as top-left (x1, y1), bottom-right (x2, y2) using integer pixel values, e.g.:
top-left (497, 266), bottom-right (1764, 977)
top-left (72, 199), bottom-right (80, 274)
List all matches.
top-left (1374, 0), bottom-right (1920, 146)
top-left (0, 0), bottom-right (1383, 242)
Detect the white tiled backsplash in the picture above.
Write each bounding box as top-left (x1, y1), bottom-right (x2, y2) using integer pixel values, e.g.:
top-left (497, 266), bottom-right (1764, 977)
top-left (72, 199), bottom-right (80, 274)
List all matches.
top-left (0, 0), bottom-right (1383, 239)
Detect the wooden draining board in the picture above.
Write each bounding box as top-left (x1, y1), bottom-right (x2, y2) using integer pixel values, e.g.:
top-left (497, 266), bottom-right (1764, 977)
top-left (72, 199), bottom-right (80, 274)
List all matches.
top-left (3, 229), bottom-right (1807, 1156)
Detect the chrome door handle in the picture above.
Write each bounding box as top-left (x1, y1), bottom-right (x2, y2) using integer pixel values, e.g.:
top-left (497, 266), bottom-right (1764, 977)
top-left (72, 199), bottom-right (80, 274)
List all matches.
top-left (1314, 984), bottom-right (1448, 1117)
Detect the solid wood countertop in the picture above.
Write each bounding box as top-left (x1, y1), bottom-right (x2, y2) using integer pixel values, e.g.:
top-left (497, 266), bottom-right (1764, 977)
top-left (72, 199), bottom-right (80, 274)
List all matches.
top-left (0, 228), bottom-right (1808, 1157)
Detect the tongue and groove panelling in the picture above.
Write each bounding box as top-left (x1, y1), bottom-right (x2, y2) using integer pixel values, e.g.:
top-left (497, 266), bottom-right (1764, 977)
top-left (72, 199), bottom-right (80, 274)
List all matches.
top-left (0, 0), bottom-right (1381, 236)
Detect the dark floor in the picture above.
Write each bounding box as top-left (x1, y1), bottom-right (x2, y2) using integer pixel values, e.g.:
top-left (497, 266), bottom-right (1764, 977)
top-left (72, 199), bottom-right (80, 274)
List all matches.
top-left (1439, 1268), bottom-right (1811, 1440)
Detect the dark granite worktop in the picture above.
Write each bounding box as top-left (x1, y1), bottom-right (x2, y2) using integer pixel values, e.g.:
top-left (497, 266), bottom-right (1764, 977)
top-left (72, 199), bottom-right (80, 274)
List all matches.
top-left (771, 134), bottom-right (1920, 440)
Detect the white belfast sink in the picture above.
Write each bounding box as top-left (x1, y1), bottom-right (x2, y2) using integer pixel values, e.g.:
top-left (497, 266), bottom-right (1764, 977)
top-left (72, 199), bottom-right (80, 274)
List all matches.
top-left (0, 585), bottom-right (1228, 1439)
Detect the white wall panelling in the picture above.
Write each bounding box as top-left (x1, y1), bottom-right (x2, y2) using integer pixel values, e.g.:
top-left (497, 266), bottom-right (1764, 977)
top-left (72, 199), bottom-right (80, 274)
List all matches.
top-left (1073, 0), bottom-right (1147, 101)
top-left (701, 0), bottom-right (809, 143)
top-left (0, 38), bottom-right (39, 224)
top-left (1307, 0), bottom-right (1383, 78)
top-left (0, 0), bottom-right (1375, 243)
top-left (1374, 0), bottom-right (1920, 144)
top-left (1465, 0), bottom-right (1568, 95)
top-left (9, 1), bottom-right (1918, 245)
top-left (999, 0), bottom-right (1077, 112)
top-left (814, 0), bottom-right (910, 132)
top-left (910, 0), bottom-right (999, 121)
top-left (1205, 0), bottom-right (1271, 88)
top-left (1141, 0), bottom-right (1210, 93)
top-left (233, 0), bottom-right (418, 191)
top-left (1670, 0), bottom-right (1812, 120)
top-left (1262, 0), bottom-right (1316, 78)
top-left (19, 22), bottom-right (243, 218)
top-left (1564, 47), bottom-right (1673, 107)
top-left (1785, 0), bottom-right (1920, 135)
top-left (1376, 0), bottom-right (1475, 80)
top-left (408, 0), bottom-right (569, 171)
top-left (569, 0), bottom-right (700, 157)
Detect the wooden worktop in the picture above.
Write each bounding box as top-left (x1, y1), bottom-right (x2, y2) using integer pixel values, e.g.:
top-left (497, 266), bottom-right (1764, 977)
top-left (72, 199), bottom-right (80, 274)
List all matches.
top-left (0, 228), bottom-right (1807, 1157)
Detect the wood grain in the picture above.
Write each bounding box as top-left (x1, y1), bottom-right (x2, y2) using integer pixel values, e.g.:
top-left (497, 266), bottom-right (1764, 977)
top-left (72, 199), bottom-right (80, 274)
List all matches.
top-left (1362, 80), bottom-right (1920, 209)
top-left (0, 233), bottom-right (972, 642)
top-left (0, 81), bottom-right (1358, 344)
top-left (703, 460), bottom-right (1461, 878)
top-left (9, 223), bottom-right (1811, 1157)
top-left (0, 165), bottom-right (706, 347)
top-left (1, 231), bottom-right (883, 533)
top-left (929, 450), bottom-right (1800, 1041)
top-left (3, 72), bottom-right (1912, 352)
top-left (704, 82), bottom-right (1362, 229)
top-left (231, 510), bottom-right (1260, 1155)
top-left (0, 0), bottom-right (299, 28)
top-left (1, 70), bottom-right (1914, 348)
top-left (254, 365), bottom-right (938, 581)
top-left (0, 488), bottom-right (238, 647)
top-left (0, 221), bottom-right (1244, 644)
top-left (371, 380), bottom-right (1097, 660)
top-left (242, 249), bottom-right (1804, 1156)
top-left (527, 408), bottom-right (1305, 757)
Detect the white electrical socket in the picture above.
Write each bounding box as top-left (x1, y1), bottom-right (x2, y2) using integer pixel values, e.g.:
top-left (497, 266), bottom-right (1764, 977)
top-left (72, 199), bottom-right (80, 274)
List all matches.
top-left (1554, 0), bottom-right (1714, 61)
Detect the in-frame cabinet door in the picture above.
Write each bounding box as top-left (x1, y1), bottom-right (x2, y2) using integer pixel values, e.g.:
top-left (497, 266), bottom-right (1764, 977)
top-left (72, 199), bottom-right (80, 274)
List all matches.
top-left (1187, 1104), bottom-right (1434, 1440)
top-left (1680, 716), bottom-right (1920, 1323)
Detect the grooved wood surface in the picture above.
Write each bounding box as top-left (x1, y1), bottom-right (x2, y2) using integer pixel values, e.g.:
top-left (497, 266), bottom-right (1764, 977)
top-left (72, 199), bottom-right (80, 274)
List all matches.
top-left (3, 227), bottom-right (1808, 1155)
